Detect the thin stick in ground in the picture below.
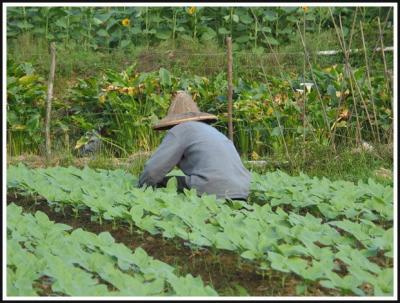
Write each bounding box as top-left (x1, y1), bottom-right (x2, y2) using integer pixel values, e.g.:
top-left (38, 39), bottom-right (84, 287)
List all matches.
top-left (226, 37), bottom-right (234, 142)
top-left (377, 17), bottom-right (393, 143)
top-left (295, 22), bottom-right (333, 143)
top-left (329, 9), bottom-right (362, 144)
top-left (340, 13), bottom-right (377, 143)
top-left (378, 17), bottom-right (390, 90)
top-left (45, 42), bottom-right (56, 162)
top-left (360, 21), bottom-right (381, 143)
top-left (302, 10), bottom-right (307, 160)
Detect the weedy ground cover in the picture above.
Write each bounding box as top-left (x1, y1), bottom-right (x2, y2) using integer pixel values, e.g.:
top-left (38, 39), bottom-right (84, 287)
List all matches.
top-left (7, 164), bottom-right (393, 296)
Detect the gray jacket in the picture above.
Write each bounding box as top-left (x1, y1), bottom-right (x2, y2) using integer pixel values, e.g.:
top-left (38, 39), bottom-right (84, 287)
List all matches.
top-left (139, 121), bottom-right (251, 200)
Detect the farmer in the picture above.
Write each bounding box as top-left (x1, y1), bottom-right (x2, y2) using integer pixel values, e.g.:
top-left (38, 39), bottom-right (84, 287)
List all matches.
top-left (138, 91), bottom-right (251, 201)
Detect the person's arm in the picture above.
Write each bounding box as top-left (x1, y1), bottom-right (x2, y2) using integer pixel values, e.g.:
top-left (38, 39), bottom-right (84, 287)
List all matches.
top-left (138, 131), bottom-right (185, 187)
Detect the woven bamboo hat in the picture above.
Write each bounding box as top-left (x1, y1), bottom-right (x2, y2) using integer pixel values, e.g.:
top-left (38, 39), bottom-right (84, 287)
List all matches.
top-left (152, 91), bottom-right (218, 130)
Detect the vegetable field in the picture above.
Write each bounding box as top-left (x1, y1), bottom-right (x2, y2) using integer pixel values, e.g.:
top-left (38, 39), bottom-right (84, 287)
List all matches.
top-left (5, 3), bottom-right (395, 299)
top-left (7, 164), bottom-right (393, 296)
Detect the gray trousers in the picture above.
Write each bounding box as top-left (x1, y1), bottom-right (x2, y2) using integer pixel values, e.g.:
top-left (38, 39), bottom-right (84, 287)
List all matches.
top-left (155, 176), bottom-right (247, 202)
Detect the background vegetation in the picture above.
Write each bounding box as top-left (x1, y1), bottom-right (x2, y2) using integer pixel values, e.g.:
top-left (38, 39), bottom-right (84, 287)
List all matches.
top-left (6, 6), bottom-right (394, 182)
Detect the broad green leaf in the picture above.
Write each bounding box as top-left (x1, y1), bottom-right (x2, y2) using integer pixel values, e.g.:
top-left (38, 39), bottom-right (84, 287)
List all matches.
top-left (159, 68), bottom-right (172, 87)
top-left (97, 29), bottom-right (109, 37)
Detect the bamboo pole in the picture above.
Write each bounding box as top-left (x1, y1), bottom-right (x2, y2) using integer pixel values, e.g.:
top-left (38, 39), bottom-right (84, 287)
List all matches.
top-left (347, 7), bottom-right (358, 51)
top-left (341, 14), bottom-right (377, 142)
top-left (259, 64), bottom-right (292, 167)
top-left (251, 6), bottom-right (331, 142)
top-left (378, 17), bottom-right (390, 89)
top-left (226, 36), bottom-right (234, 141)
top-left (329, 9), bottom-right (362, 144)
top-left (295, 22), bottom-right (332, 141)
top-left (377, 17), bottom-right (393, 143)
top-left (339, 14), bottom-right (369, 143)
top-left (358, 8), bottom-right (392, 89)
top-left (302, 10), bottom-right (307, 159)
top-left (45, 42), bottom-right (56, 161)
top-left (360, 21), bottom-right (381, 143)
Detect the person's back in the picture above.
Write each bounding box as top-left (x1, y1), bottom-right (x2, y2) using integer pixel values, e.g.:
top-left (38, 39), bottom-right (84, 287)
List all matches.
top-left (168, 121), bottom-right (251, 199)
top-left (138, 90), bottom-right (251, 200)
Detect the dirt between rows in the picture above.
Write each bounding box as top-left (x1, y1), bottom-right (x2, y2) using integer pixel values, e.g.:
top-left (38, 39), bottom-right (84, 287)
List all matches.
top-left (7, 193), bottom-right (343, 297)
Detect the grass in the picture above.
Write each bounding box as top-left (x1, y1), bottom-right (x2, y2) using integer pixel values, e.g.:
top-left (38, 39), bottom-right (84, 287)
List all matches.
top-left (247, 142), bottom-right (393, 186)
top-left (7, 141), bottom-right (393, 187)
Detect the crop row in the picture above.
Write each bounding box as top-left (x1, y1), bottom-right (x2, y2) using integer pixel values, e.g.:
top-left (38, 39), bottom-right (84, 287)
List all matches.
top-left (251, 171), bottom-right (393, 222)
top-left (7, 164), bottom-right (394, 296)
top-left (7, 203), bottom-right (218, 296)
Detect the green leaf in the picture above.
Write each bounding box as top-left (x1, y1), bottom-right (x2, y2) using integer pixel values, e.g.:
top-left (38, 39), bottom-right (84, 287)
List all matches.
top-left (342, 26), bottom-right (349, 37)
top-left (130, 205), bottom-right (144, 224)
top-left (201, 28), bottom-right (217, 41)
top-left (261, 26), bottom-right (272, 33)
top-left (98, 232), bottom-right (115, 245)
top-left (16, 21), bottom-right (34, 29)
top-left (92, 17), bottom-right (103, 25)
top-left (159, 68), bottom-right (172, 87)
top-left (74, 135), bottom-right (89, 150)
top-left (97, 29), bottom-right (109, 37)
top-left (286, 257), bottom-right (308, 276)
top-left (35, 211), bottom-right (50, 225)
top-left (240, 250), bottom-right (256, 260)
top-left (236, 35), bottom-right (249, 43)
top-left (295, 282), bottom-right (307, 295)
top-left (271, 126), bottom-right (282, 137)
top-left (268, 252), bottom-right (290, 273)
top-left (264, 36), bottom-right (279, 46)
top-left (327, 85), bottom-right (336, 97)
top-left (218, 27), bottom-right (230, 35)
top-left (55, 18), bottom-right (67, 28)
top-left (232, 283), bottom-right (249, 296)
top-left (120, 39), bottom-right (130, 48)
top-left (264, 11), bottom-right (277, 21)
top-left (155, 29), bottom-right (171, 40)
top-left (239, 14), bottom-right (253, 24)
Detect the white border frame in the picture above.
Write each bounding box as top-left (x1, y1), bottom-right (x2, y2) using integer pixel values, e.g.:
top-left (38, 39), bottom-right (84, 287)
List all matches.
top-left (2, 2), bottom-right (397, 301)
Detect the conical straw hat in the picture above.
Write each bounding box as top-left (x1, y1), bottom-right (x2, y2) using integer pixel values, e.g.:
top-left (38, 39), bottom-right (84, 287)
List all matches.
top-left (152, 91), bottom-right (218, 130)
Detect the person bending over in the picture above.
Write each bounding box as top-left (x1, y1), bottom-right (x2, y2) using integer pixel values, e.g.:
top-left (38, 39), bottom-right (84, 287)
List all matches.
top-left (138, 91), bottom-right (251, 201)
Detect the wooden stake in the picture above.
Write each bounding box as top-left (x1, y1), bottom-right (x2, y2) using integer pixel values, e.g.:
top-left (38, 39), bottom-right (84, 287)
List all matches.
top-left (360, 21), bottom-right (381, 143)
top-left (338, 15), bottom-right (365, 144)
top-left (378, 17), bottom-right (393, 143)
top-left (226, 37), bottom-right (234, 141)
top-left (302, 11), bottom-right (307, 159)
top-left (378, 17), bottom-right (390, 89)
top-left (296, 22), bottom-right (332, 142)
top-left (329, 10), bottom-right (362, 144)
top-left (45, 42), bottom-right (56, 161)
top-left (259, 64), bottom-right (292, 167)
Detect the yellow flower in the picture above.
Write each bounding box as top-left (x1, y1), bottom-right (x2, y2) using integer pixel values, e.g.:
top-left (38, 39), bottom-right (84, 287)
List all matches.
top-left (121, 18), bottom-right (130, 27)
top-left (188, 7), bottom-right (196, 15)
top-left (106, 85), bottom-right (118, 91)
top-left (267, 107), bottom-right (274, 116)
top-left (251, 151), bottom-right (260, 161)
top-left (127, 87), bottom-right (135, 96)
top-left (302, 6), bottom-right (308, 13)
top-left (99, 95), bottom-right (106, 104)
top-left (339, 108), bottom-right (349, 120)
